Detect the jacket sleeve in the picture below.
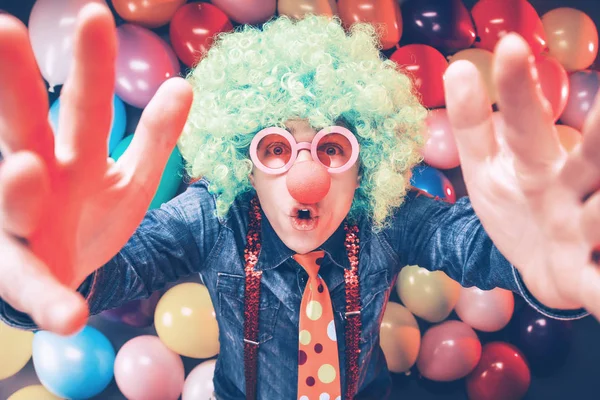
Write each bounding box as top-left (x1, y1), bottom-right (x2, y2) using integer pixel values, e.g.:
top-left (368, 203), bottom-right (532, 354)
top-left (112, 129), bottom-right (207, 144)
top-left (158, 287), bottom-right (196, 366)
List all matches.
top-left (0, 179), bottom-right (223, 330)
top-left (382, 188), bottom-right (588, 320)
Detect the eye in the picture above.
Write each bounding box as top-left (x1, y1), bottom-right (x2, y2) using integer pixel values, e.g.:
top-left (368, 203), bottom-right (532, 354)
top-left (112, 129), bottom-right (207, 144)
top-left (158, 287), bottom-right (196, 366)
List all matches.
top-left (266, 142), bottom-right (289, 156)
top-left (320, 144), bottom-right (343, 156)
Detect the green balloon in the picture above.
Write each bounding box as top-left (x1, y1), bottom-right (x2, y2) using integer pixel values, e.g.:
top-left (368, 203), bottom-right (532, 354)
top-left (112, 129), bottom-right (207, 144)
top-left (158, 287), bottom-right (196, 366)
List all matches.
top-left (111, 135), bottom-right (184, 210)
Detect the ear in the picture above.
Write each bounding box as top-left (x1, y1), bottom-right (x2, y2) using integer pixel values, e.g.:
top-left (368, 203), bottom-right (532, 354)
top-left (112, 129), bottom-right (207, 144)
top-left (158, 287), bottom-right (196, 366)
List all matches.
top-left (249, 173), bottom-right (256, 188)
top-left (356, 173), bottom-right (362, 189)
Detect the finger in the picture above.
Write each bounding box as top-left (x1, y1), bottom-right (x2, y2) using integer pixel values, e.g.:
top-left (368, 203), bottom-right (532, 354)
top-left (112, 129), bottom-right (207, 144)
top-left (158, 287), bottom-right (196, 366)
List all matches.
top-left (0, 152), bottom-right (50, 237)
top-left (444, 60), bottom-right (497, 170)
top-left (0, 232), bottom-right (89, 335)
top-left (577, 264), bottom-right (600, 320)
top-left (55, 3), bottom-right (116, 177)
top-left (581, 191), bottom-right (600, 246)
top-left (493, 33), bottom-right (563, 176)
top-left (117, 77), bottom-right (193, 202)
top-left (0, 13), bottom-right (54, 163)
top-left (560, 90), bottom-right (600, 200)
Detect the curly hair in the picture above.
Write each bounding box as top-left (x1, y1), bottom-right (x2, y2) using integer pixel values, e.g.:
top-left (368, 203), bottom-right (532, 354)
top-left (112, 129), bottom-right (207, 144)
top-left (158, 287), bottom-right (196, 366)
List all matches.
top-left (178, 15), bottom-right (427, 229)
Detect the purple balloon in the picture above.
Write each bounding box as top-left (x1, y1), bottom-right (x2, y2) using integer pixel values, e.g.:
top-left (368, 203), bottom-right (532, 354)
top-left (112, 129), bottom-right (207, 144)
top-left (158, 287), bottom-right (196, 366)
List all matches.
top-left (115, 24), bottom-right (181, 109)
top-left (211, 0), bottom-right (276, 25)
top-left (101, 290), bottom-right (162, 327)
top-left (560, 70), bottom-right (600, 131)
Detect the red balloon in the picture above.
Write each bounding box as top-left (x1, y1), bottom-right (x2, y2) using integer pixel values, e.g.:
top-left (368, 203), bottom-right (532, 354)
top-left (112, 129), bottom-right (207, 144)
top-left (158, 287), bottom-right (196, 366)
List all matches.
top-left (337, 0), bottom-right (403, 50)
top-left (472, 0), bottom-right (547, 55)
top-left (169, 3), bottom-right (233, 68)
top-left (466, 342), bottom-right (531, 400)
top-left (390, 44), bottom-right (447, 108)
top-left (535, 54), bottom-right (569, 122)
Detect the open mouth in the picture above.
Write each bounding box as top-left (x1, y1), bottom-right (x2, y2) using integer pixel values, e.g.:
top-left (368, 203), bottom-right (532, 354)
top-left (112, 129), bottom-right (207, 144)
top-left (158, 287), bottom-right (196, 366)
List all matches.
top-left (290, 207), bottom-right (319, 231)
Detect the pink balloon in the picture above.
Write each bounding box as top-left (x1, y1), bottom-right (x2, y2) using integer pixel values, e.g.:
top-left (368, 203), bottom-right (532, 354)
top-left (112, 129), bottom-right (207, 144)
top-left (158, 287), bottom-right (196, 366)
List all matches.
top-left (211, 0), bottom-right (276, 25)
top-left (417, 320), bottom-right (482, 381)
top-left (29, 0), bottom-right (106, 89)
top-left (115, 24), bottom-right (180, 108)
top-left (182, 359), bottom-right (216, 400)
top-left (535, 54), bottom-right (569, 122)
top-left (455, 287), bottom-right (514, 332)
top-left (421, 109), bottom-right (460, 170)
top-left (114, 335), bottom-right (185, 400)
top-left (560, 70), bottom-right (600, 131)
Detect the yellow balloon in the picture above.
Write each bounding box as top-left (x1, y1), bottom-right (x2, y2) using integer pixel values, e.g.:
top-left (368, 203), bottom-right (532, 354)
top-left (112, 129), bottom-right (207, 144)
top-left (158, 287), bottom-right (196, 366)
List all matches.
top-left (155, 283), bottom-right (219, 358)
top-left (449, 48), bottom-right (497, 104)
top-left (379, 302), bottom-right (420, 373)
top-left (396, 265), bottom-right (461, 323)
top-left (542, 8), bottom-right (599, 72)
top-left (0, 321), bottom-right (33, 380)
top-left (555, 124), bottom-right (582, 152)
top-left (8, 385), bottom-right (62, 400)
top-left (278, 0), bottom-right (337, 19)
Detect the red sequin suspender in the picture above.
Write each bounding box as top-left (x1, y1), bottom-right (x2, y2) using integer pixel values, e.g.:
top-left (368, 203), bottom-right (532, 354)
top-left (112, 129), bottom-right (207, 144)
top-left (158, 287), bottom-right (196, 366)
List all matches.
top-left (243, 197), bottom-right (361, 400)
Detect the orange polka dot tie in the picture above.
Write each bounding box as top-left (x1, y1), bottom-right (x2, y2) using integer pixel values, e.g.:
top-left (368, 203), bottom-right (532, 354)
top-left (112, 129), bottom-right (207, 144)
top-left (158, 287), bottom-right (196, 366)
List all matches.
top-left (293, 251), bottom-right (341, 400)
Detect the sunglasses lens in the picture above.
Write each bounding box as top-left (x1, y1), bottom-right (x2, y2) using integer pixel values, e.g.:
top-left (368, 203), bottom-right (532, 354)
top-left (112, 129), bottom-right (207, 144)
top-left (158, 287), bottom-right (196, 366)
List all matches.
top-left (316, 132), bottom-right (354, 168)
top-left (255, 133), bottom-right (292, 169)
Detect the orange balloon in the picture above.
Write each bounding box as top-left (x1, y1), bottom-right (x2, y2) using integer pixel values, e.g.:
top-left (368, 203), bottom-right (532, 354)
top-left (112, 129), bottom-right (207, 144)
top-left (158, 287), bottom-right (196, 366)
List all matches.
top-left (379, 302), bottom-right (421, 373)
top-left (449, 48), bottom-right (496, 104)
top-left (278, 0), bottom-right (337, 19)
top-left (337, 0), bottom-right (402, 50)
top-left (112, 0), bottom-right (186, 29)
top-left (390, 44), bottom-right (448, 108)
top-left (542, 8), bottom-right (599, 72)
top-left (555, 124), bottom-right (582, 152)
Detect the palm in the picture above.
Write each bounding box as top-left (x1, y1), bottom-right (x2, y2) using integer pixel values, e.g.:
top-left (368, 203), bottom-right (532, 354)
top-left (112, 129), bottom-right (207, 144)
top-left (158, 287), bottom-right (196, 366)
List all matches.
top-left (445, 33), bottom-right (600, 317)
top-left (0, 5), bottom-right (192, 333)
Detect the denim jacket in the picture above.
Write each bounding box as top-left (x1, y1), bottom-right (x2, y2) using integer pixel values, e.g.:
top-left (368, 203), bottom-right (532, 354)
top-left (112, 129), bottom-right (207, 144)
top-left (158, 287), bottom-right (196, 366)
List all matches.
top-left (0, 178), bottom-right (588, 399)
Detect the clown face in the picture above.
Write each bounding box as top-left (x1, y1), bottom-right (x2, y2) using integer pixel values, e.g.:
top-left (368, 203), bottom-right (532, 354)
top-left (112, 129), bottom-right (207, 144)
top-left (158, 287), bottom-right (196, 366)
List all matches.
top-left (249, 119), bottom-right (361, 254)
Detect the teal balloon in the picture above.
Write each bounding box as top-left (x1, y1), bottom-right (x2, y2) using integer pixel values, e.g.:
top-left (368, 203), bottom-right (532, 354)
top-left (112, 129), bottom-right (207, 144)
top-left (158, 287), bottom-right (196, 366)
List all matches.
top-left (48, 94), bottom-right (127, 156)
top-left (32, 326), bottom-right (115, 399)
top-left (111, 135), bottom-right (184, 209)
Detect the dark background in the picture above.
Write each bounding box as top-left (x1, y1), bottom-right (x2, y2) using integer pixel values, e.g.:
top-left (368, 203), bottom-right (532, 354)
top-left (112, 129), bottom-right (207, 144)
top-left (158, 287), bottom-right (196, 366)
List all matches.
top-left (1, 0), bottom-right (600, 399)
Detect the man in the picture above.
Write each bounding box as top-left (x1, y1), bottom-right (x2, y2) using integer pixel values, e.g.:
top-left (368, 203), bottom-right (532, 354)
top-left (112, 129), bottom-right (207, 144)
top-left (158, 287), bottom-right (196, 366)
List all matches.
top-left (0, 3), bottom-right (598, 399)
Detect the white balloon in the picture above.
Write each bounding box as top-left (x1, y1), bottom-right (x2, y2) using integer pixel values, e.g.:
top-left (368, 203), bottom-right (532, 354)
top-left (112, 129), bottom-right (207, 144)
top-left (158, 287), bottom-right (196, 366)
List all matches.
top-left (182, 359), bottom-right (217, 400)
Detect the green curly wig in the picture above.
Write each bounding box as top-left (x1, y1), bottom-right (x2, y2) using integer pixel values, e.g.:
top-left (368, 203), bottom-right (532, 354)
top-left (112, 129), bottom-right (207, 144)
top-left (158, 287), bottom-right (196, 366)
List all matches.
top-left (178, 15), bottom-right (427, 229)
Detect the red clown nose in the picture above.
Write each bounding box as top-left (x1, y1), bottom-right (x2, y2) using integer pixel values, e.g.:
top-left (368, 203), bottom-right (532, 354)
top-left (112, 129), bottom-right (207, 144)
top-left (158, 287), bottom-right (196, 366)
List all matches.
top-left (286, 161), bottom-right (331, 204)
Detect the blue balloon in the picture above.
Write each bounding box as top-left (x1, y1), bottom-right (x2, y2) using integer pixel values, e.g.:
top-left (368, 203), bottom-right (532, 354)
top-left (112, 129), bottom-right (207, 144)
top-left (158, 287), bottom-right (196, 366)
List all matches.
top-left (32, 326), bottom-right (115, 399)
top-left (48, 94), bottom-right (127, 156)
top-left (410, 164), bottom-right (456, 202)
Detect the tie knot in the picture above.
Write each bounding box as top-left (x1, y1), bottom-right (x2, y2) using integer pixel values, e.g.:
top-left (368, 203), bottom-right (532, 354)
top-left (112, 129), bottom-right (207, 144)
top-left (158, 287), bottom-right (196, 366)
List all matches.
top-left (293, 250), bottom-right (325, 278)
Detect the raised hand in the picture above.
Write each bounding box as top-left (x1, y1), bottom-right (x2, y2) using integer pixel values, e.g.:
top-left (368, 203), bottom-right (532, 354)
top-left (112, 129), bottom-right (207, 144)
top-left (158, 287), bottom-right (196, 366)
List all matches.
top-left (444, 33), bottom-right (600, 318)
top-left (0, 4), bottom-right (193, 334)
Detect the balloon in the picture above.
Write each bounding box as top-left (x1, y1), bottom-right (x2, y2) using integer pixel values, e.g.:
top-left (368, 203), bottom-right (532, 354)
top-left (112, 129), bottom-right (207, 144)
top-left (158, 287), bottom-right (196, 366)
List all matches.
top-left (211, 0), bottom-right (276, 25)
top-left (417, 320), bottom-right (482, 382)
top-left (510, 306), bottom-right (573, 371)
top-left (410, 164), bottom-right (456, 203)
top-left (0, 321), bottom-right (33, 380)
top-left (115, 24), bottom-right (180, 109)
top-left (110, 135), bottom-right (184, 209)
top-left (396, 265), bottom-right (461, 323)
top-left (337, 0), bottom-right (403, 50)
top-left (111, 0), bottom-right (186, 28)
top-left (32, 326), bottom-right (115, 399)
top-left (555, 124), bottom-right (582, 152)
top-left (114, 335), bottom-right (185, 400)
top-left (278, 0), bottom-right (337, 19)
top-left (48, 94), bottom-right (126, 156)
top-left (455, 287), bottom-right (514, 332)
top-left (542, 8), bottom-right (599, 72)
top-left (449, 48), bottom-right (496, 104)
top-left (471, 0), bottom-right (547, 56)
top-left (560, 70), bottom-right (600, 131)
top-left (101, 290), bottom-right (162, 327)
top-left (155, 283), bottom-right (220, 358)
top-left (379, 302), bottom-right (420, 373)
top-left (390, 44), bottom-right (447, 108)
top-left (28, 0), bottom-right (106, 89)
top-left (182, 359), bottom-right (217, 400)
top-left (400, 0), bottom-right (476, 54)
top-left (421, 109), bottom-right (460, 170)
top-left (169, 3), bottom-right (233, 68)
top-left (7, 385), bottom-right (62, 400)
top-left (534, 54), bottom-right (569, 122)
top-left (466, 342), bottom-right (531, 400)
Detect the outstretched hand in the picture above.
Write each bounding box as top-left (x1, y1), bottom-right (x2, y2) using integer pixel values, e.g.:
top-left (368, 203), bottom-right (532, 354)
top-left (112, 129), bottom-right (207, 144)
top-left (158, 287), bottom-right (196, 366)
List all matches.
top-left (444, 33), bottom-right (600, 318)
top-left (0, 3), bottom-right (193, 334)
